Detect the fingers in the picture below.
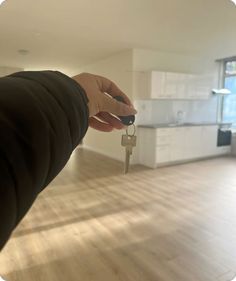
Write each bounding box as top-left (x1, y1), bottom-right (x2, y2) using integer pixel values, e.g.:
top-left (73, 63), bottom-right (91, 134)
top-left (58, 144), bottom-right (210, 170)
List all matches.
top-left (94, 74), bottom-right (133, 106)
top-left (89, 117), bottom-right (113, 132)
top-left (72, 72), bottom-right (137, 118)
top-left (96, 112), bottom-right (125, 129)
top-left (99, 93), bottom-right (137, 116)
top-left (89, 112), bottom-right (126, 132)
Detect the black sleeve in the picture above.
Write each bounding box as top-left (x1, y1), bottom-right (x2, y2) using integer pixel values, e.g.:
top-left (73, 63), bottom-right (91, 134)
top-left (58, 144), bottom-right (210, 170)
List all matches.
top-left (0, 71), bottom-right (89, 250)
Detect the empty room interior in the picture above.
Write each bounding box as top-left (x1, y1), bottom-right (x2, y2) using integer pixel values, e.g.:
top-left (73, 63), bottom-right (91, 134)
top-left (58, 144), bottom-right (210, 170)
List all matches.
top-left (1, 0), bottom-right (236, 281)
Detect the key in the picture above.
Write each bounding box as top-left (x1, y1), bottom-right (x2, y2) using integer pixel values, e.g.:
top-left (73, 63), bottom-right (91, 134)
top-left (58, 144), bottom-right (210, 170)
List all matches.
top-left (121, 130), bottom-right (137, 174)
top-left (125, 146), bottom-right (131, 174)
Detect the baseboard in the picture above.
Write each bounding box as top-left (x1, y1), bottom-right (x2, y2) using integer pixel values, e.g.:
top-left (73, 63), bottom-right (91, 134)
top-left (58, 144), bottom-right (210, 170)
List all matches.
top-left (156, 153), bottom-right (232, 168)
top-left (82, 145), bottom-right (123, 162)
top-left (79, 145), bottom-right (140, 165)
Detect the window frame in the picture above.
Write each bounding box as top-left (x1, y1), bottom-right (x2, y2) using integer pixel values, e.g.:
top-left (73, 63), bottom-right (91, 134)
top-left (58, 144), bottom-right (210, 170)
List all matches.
top-left (223, 57), bottom-right (236, 91)
top-left (217, 56), bottom-right (236, 124)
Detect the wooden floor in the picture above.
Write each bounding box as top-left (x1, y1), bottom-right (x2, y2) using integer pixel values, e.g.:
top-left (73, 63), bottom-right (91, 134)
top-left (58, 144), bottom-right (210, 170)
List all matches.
top-left (1, 148), bottom-right (236, 281)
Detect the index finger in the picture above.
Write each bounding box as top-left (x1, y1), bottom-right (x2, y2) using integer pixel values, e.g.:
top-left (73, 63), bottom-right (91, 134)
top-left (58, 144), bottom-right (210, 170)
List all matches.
top-left (94, 74), bottom-right (133, 106)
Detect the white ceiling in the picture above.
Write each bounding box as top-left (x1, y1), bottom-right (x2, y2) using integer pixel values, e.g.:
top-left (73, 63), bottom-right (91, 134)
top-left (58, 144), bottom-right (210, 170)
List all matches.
top-left (0, 0), bottom-right (236, 72)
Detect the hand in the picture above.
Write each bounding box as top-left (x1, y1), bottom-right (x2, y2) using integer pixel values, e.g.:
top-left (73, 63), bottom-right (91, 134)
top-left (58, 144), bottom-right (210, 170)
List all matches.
top-left (72, 73), bottom-right (137, 132)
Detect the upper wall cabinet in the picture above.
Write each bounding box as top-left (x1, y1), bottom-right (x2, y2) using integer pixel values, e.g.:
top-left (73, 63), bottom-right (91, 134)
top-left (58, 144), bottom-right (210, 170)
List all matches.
top-left (134, 71), bottom-right (214, 100)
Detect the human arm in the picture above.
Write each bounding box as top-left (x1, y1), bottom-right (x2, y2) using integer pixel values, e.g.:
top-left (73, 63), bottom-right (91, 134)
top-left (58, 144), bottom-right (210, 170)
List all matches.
top-left (0, 70), bottom-right (136, 250)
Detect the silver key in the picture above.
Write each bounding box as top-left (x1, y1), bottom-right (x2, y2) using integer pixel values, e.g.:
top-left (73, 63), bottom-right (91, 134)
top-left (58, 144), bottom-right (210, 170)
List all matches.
top-left (121, 127), bottom-right (137, 174)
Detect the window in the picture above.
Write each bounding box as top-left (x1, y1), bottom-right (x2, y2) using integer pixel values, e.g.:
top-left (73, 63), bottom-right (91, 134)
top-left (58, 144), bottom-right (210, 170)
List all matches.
top-left (222, 57), bottom-right (236, 124)
top-left (224, 60), bottom-right (236, 94)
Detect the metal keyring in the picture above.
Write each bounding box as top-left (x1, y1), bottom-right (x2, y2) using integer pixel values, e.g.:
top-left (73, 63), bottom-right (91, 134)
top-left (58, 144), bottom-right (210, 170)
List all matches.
top-left (126, 124), bottom-right (136, 136)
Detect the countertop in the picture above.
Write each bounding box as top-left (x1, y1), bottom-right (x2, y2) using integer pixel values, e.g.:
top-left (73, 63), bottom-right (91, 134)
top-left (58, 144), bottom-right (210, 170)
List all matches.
top-left (138, 122), bottom-right (232, 129)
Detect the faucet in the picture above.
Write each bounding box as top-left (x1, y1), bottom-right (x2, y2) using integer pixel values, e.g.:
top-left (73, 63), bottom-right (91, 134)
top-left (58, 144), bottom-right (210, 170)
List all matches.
top-left (176, 110), bottom-right (185, 124)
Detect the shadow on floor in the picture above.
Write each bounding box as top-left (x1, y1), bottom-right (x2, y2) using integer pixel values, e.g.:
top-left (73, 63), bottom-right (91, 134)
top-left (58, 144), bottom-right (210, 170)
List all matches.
top-left (4, 241), bottom-right (159, 281)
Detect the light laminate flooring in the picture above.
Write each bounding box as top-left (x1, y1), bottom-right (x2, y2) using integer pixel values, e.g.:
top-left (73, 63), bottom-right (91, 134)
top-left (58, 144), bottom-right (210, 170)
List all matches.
top-left (1, 148), bottom-right (236, 281)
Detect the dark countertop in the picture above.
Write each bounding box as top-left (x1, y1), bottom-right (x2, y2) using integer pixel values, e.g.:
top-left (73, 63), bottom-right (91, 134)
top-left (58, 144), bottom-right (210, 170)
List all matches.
top-left (138, 122), bottom-right (232, 129)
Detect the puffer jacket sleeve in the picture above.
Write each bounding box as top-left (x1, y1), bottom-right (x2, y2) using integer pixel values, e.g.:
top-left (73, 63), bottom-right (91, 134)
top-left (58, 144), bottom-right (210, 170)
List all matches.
top-left (0, 71), bottom-right (89, 250)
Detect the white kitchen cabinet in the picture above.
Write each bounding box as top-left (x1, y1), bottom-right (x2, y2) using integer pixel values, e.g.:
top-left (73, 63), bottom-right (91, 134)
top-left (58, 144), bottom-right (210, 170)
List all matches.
top-left (156, 135), bottom-right (171, 146)
top-left (138, 128), bottom-right (157, 168)
top-left (201, 126), bottom-right (218, 156)
top-left (134, 71), bottom-right (213, 100)
top-left (138, 125), bottom-right (229, 168)
top-left (164, 72), bottom-right (179, 99)
top-left (191, 74), bottom-right (213, 99)
top-left (152, 71), bottom-right (183, 99)
top-left (183, 126), bottom-right (203, 159)
top-left (186, 74), bottom-right (197, 99)
top-left (156, 146), bottom-right (170, 164)
top-left (176, 75), bottom-right (187, 99)
top-left (156, 128), bottom-right (172, 138)
top-left (170, 127), bottom-right (185, 161)
top-left (155, 128), bottom-right (171, 164)
top-left (170, 126), bottom-right (202, 161)
top-left (150, 71), bottom-right (166, 98)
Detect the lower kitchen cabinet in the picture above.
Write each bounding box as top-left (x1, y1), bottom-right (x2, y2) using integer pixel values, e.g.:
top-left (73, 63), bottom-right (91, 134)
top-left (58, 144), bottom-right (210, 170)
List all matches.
top-left (156, 146), bottom-right (170, 163)
top-left (138, 128), bottom-right (156, 168)
top-left (138, 126), bottom-right (230, 168)
top-left (170, 127), bottom-right (185, 161)
top-left (183, 126), bottom-right (203, 159)
top-left (201, 126), bottom-right (218, 156)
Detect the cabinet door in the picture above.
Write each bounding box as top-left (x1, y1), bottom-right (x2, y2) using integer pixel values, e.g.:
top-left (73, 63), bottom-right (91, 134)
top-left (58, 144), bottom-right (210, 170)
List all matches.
top-left (156, 128), bottom-right (171, 146)
top-left (156, 128), bottom-right (172, 137)
top-left (186, 74), bottom-right (197, 99)
top-left (201, 126), bottom-right (218, 156)
top-left (156, 136), bottom-right (171, 146)
top-left (156, 145), bottom-right (170, 164)
top-left (194, 76), bottom-right (211, 99)
top-left (176, 74), bottom-right (187, 99)
top-left (183, 126), bottom-right (202, 159)
top-left (170, 127), bottom-right (185, 161)
top-left (133, 72), bottom-right (150, 99)
top-left (138, 128), bottom-right (156, 168)
top-left (135, 71), bottom-right (214, 100)
top-left (187, 75), bottom-right (213, 100)
top-left (150, 72), bottom-right (165, 99)
top-left (164, 73), bottom-right (178, 98)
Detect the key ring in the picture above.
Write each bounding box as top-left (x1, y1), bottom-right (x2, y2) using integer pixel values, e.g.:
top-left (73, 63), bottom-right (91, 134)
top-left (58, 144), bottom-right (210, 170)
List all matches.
top-left (126, 124), bottom-right (136, 136)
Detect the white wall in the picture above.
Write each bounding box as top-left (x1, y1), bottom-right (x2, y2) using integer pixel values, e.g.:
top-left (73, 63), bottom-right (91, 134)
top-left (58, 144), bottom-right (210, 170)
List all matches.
top-left (78, 50), bottom-right (133, 161)
top-left (0, 66), bottom-right (23, 77)
top-left (133, 48), bottom-right (218, 74)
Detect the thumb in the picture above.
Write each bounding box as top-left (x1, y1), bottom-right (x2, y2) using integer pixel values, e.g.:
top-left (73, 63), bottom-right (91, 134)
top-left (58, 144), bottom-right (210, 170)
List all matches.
top-left (99, 93), bottom-right (137, 116)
